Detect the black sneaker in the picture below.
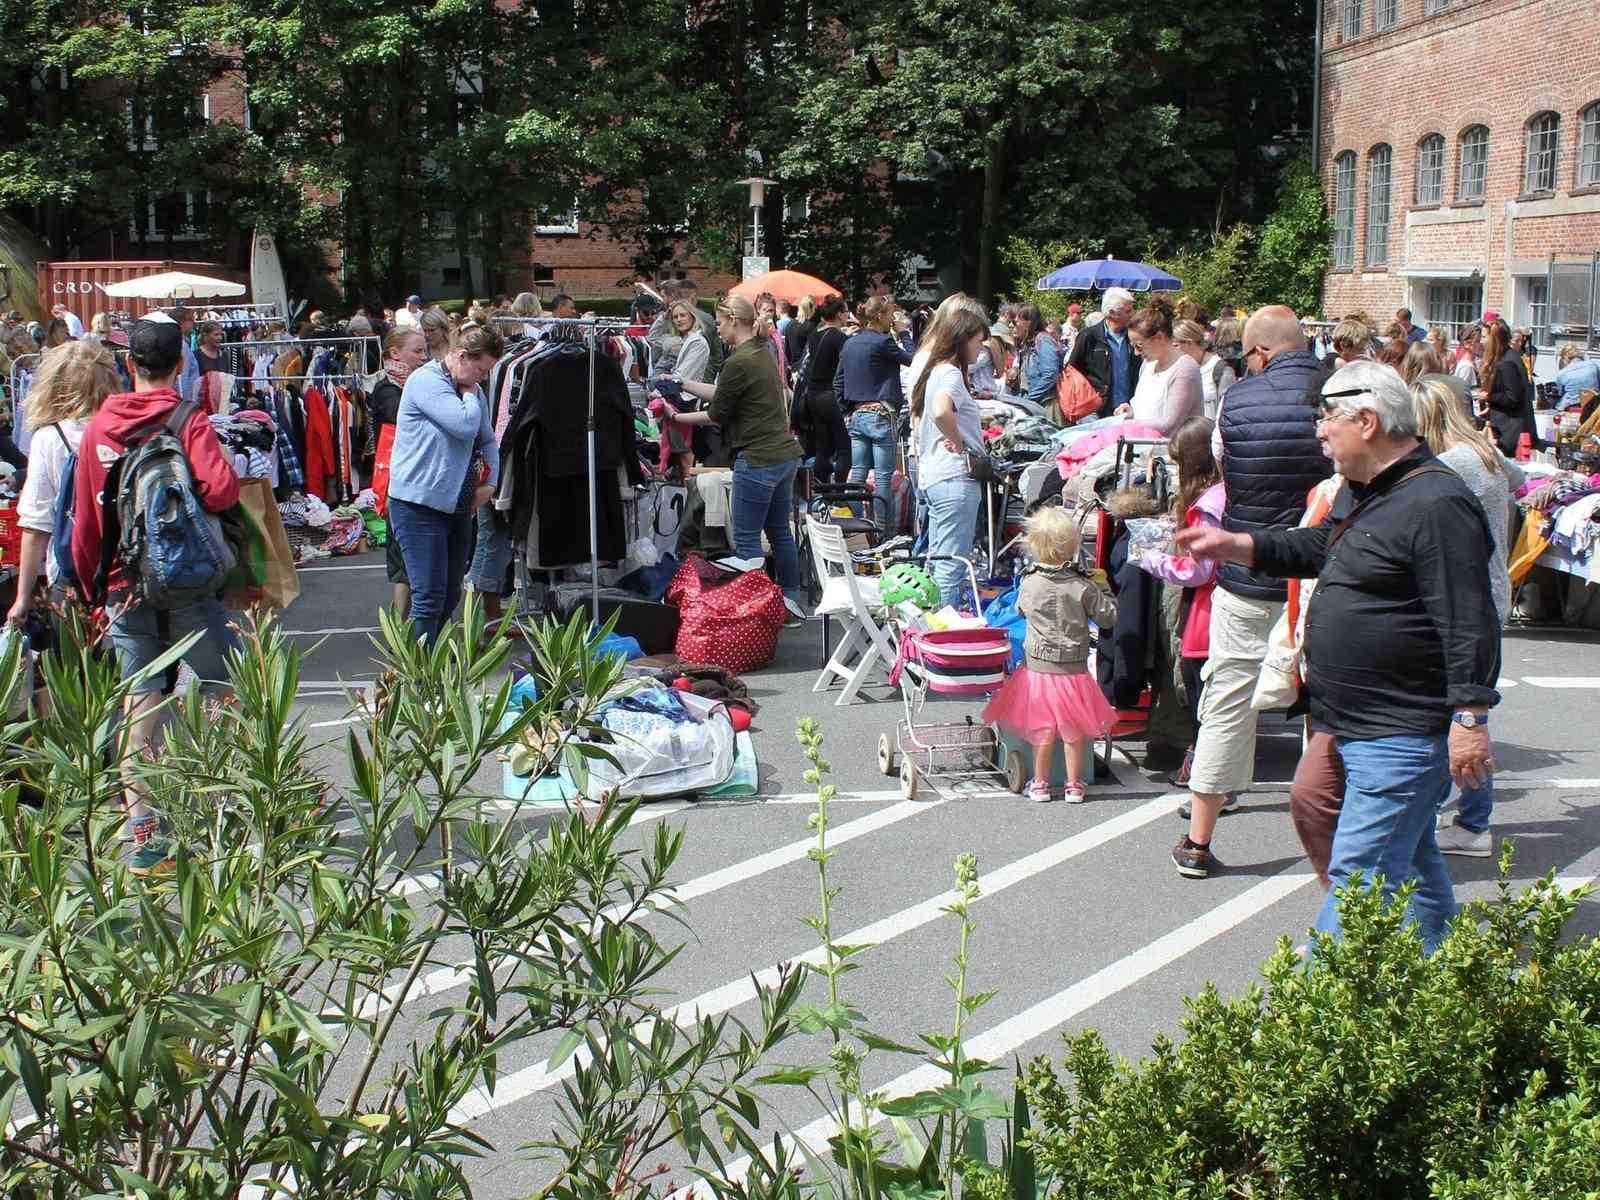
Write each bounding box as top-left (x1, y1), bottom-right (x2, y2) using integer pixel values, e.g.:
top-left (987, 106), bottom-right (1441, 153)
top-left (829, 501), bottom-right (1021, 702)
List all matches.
top-left (1177, 793), bottom-right (1240, 821)
top-left (1172, 837), bottom-right (1222, 879)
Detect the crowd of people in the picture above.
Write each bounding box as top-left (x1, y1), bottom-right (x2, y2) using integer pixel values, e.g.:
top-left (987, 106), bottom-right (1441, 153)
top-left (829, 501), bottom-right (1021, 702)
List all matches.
top-left (3, 276), bottom-right (1590, 964)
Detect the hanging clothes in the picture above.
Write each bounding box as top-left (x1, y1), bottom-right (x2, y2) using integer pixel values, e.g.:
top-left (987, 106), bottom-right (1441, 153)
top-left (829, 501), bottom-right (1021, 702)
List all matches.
top-left (301, 385), bottom-right (336, 501)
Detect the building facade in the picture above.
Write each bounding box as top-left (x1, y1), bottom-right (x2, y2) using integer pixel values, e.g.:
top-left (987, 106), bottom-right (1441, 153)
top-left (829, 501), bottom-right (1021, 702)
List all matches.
top-left (1317, 0), bottom-right (1600, 353)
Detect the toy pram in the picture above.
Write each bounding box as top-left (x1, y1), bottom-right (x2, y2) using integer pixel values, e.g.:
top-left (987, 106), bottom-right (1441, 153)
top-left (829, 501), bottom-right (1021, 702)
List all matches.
top-left (878, 620), bottom-right (1027, 800)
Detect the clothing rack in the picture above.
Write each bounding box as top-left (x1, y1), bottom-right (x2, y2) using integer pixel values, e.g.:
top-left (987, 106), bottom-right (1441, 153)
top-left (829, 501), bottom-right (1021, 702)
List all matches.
top-left (491, 315), bottom-right (633, 625)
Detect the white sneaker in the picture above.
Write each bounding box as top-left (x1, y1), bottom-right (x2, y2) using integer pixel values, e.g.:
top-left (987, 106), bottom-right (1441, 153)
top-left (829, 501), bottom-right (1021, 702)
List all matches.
top-left (782, 596), bottom-right (807, 628)
top-left (714, 555), bottom-right (765, 574)
top-left (1435, 820), bottom-right (1492, 857)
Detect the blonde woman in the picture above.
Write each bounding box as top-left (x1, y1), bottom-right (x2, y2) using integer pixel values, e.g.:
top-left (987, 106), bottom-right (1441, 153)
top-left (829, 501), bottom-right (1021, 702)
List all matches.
top-left (6, 341), bottom-right (120, 625)
top-left (1412, 376), bottom-right (1518, 857)
top-left (419, 306), bottom-right (455, 362)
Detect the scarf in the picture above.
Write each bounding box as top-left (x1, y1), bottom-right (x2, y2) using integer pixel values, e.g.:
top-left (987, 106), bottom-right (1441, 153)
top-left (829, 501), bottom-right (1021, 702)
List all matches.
top-left (384, 360), bottom-right (414, 389)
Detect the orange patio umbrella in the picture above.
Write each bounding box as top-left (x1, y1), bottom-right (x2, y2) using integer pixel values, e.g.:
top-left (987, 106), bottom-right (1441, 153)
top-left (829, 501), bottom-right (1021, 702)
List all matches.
top-left (728, 269), bottom-right (841, 305)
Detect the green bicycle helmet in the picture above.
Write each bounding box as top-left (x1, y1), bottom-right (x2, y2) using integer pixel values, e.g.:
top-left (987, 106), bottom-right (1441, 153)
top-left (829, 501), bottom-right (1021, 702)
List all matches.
top-left (880, 563), bottom-right (941, 611)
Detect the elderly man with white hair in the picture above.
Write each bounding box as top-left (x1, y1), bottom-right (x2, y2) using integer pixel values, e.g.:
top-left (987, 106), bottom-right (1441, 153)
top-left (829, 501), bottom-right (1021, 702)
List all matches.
top-left (1066, 286), bottom-right (1138, 416)
top-left (1177, 359), bottom-right (1501, 953)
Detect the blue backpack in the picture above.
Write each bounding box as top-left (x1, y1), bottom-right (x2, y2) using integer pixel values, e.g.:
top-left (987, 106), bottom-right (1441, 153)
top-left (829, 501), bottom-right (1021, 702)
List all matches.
top-left (48, 425), bottom-right (80, 592)
top-left (94, 400), bottom-right (235, 609)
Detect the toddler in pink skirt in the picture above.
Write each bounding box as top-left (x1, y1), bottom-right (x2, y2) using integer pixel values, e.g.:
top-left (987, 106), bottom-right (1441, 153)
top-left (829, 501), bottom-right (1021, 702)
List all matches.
top-left (982, 507), bottom-right (1118, 802)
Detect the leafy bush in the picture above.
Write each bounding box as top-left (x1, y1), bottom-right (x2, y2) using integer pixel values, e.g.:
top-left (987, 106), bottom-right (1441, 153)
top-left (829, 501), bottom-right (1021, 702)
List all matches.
top-left (1023, 862), bottom-right (1600, 1199)
top-left (1250, 157), bottom-right (1331, 319)
top-left (998, 235), bottom-right (1106, 320)
top-left (0, 603), bottom-right (797, 1199)
top-left (1152, 224), bottom-right (1255, 320)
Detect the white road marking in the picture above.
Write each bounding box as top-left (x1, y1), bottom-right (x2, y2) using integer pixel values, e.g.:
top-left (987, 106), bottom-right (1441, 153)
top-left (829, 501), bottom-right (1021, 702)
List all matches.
top-left (451, 793), bottom-right (1182, 1123)
top-left (297, 562), bottom-right (388, 571)
top-left (284, 626), bottom-right (383, 636)
top-left (1520, 676), bottom-right (1600, 688)
top-left (364, 799), bottom-right (948, 1027)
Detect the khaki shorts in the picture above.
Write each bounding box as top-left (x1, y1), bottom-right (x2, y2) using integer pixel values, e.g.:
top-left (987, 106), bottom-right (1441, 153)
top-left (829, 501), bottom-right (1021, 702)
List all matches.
top-left (1188, 585), bottom-right (1284, 796)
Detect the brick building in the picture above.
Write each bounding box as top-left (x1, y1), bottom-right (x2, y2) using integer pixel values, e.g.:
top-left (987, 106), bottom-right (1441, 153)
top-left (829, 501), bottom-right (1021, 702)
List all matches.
top-left (1317, 0), bottom-right (1600, 354)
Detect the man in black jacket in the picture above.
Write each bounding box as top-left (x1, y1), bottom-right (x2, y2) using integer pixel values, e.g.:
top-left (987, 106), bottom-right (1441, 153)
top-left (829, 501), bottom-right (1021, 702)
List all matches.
top-left (1178, 360), bottom-right (1499, 953)
top-left (1065, 287), bottom-right (1137, 416)
top-left (1175, 306), bottom-right (1331, 878)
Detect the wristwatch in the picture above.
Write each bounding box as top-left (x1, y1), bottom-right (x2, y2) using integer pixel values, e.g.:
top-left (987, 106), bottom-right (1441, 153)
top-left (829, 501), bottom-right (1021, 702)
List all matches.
top-left (1451, 711), bottom-right (1488, 729)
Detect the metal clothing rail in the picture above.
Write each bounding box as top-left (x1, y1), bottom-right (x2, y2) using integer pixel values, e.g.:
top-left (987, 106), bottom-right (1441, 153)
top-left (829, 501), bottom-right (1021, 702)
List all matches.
top-left (491, 316), bottom-right (634, 626)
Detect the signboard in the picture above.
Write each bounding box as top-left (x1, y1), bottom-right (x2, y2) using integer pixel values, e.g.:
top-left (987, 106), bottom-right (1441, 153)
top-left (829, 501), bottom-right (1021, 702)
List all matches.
top-left (742, 256), bottom-right (770, 281)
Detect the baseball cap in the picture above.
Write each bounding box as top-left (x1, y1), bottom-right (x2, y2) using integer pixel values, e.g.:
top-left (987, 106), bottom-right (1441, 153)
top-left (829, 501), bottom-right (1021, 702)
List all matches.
top-left (407, 294), bottom-right (423, 306)
top-left (128, 311), bottom-right (184, 372)
top-left (989, 321), bottom-right (1014, 344)
top-left (1067, 303), bottom-right (1083, 314)
top-left (716, 295), bottom-right (756, 322)
top-left (1483, 309), bottom-right (1500, 322)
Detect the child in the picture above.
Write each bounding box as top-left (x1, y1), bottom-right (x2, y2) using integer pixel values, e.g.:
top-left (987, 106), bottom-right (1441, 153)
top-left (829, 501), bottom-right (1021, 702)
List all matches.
top-left (981, 506), bottom-right (1118, 802)
top-left (1134, 417), bottom-right (1225, 792)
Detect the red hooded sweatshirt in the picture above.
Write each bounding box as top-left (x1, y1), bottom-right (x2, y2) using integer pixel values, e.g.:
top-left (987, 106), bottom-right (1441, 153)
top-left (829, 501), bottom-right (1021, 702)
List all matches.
top-left (71, 387), bottom-right (241, 600)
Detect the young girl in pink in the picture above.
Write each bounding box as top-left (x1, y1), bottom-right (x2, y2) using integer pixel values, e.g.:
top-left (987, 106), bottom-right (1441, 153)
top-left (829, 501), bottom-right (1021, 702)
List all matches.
top-left (982, 507), bottom-right (1118, 802)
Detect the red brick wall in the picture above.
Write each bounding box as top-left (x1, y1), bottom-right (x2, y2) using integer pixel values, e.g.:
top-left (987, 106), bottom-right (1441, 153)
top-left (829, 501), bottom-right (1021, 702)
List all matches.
top-left (500, 228), bottom-right (737, 299)
top-left (1317, 0), bottom-right (1600, 322)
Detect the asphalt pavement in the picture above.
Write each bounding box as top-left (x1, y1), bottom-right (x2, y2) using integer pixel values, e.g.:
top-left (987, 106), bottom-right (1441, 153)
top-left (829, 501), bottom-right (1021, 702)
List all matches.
top-left (282, 550), bottom-right (1600, 1197)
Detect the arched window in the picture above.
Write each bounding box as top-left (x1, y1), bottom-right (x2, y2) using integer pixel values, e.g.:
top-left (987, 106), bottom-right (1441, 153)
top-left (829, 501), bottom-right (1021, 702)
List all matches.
top-left (1579, 102), bottom-right (1600, 189)
top-left (1366, 144), bottom-right (1392, 266)
top-left (1416, 134), bottom-right (1445, 205)
top-left (1332, 152), bottom-right (1357, 269)
top-left (1524, 112), bottom-right (1561, 193)
top-left (1457, 125), bottom-right (1489, 202)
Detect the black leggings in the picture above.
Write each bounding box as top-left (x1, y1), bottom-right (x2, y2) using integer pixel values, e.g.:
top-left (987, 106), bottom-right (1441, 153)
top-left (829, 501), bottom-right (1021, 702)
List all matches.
top-left (808, 392), bottom-right (851, 485)
top-left (1181, 657), bottom-right (1205, 728)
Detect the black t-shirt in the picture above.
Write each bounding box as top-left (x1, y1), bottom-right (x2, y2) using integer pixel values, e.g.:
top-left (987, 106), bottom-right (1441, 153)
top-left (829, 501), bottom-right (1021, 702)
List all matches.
top-left (806, 325), bottom-right (847, 398)
top-left (784, 318), bottom-right (814, 369)
top-left (195, 348), bottom-right (225, 375)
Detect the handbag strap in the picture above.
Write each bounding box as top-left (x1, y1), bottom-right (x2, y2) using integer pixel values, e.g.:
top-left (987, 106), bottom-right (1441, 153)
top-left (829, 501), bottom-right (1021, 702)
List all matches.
top-left (1324, 463), bottom-right (1454, 553)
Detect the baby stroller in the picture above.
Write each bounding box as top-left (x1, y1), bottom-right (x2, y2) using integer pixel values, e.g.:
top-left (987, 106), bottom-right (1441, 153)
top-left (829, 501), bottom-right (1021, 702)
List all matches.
top-left (877, 561), bottom-right (1027, 799)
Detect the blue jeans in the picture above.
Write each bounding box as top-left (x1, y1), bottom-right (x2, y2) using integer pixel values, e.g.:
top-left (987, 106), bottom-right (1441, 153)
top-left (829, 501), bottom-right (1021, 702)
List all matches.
top-left (389, 496), bottom-right (474, 644)
top-left (466, 503), bottom-right (514, 596)
top-left (1317, 734), bottom-right (1458, 954)
top-left (1452, 779), bottom-right (1493, 833)
top-left (731, 454), bottom-right (801, 602)
top-left (922, 476), bottom-right (981, 608)
top-left (847, 409), bottom-right (898, 531)
top-left (908, 455), bottom-right (929, 555)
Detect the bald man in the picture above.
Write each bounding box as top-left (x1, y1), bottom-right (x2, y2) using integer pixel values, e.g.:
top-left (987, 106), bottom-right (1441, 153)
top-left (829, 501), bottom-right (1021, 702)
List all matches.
top-left (1173, 305), bottom-right (1332, 880)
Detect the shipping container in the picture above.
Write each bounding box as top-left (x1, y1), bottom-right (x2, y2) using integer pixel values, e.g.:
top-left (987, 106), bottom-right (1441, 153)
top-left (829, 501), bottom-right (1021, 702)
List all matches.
top-left (36, 260), bottom-right (250, 323)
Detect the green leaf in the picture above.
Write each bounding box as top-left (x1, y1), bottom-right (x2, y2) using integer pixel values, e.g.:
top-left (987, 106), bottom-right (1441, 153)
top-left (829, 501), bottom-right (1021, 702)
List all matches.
top-left (547, 1026), bottom-right (585, 1071)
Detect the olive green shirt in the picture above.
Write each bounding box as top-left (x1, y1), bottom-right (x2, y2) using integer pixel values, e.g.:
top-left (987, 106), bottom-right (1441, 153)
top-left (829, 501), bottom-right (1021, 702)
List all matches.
top-left (708, 336), bottom-right (802, 467)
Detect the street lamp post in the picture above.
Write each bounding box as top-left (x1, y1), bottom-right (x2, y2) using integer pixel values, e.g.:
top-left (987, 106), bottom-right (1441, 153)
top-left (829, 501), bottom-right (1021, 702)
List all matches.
top-left (739, 176), bottom-right (776, 281)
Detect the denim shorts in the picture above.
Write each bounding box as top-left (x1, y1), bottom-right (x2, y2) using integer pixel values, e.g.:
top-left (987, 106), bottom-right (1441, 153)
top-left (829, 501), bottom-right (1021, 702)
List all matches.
top-left (107, 597), bottom-right (239, 695)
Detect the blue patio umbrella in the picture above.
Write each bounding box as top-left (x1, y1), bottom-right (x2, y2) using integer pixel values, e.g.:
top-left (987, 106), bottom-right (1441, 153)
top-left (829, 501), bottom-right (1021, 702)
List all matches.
top-left (1037, 256), bottom-right (1183, 292)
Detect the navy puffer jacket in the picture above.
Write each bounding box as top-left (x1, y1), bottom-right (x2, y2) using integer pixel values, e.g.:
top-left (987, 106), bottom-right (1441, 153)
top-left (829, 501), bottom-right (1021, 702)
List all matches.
top-left (1217, 349), bottom-right (1332, 601)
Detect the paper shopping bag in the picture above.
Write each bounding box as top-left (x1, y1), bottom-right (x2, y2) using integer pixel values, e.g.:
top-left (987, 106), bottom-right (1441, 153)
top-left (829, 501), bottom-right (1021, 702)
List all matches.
top-left (238, 478), bottom-right (300, 610)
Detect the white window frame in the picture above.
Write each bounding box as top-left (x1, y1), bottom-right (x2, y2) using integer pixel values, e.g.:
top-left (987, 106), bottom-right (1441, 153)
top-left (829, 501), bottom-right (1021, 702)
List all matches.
top-left (129, 93), bottom-right (210, 151)
top-left (534, 203), bottom-right (580, 235)
top-left (1342, 0), bottom-right (1363, 39)
top-left (1332, 152), bottom-right (1357, 269)
top-left (783, 189), bottom-right (811, 224)
top-left (1523, 112), bottom-right (1561, 194)
top-left (1365, 145), bottom-right (1392, 267)
top-left (1424, 282), bottom-right (1481, 343)
top-left (1423, 0), bottom-right (1447, 11)
top-left (1375, 0), bottom-right (1398, 30)
top-left (1457, 126), bottom-right (1488, 203)
top-left (1578, 102), bottom-right (1600, 189)
top-left (1416, 134), bottom-right (1445, 205)
top-left (131, 189), bottom-right (211, 242)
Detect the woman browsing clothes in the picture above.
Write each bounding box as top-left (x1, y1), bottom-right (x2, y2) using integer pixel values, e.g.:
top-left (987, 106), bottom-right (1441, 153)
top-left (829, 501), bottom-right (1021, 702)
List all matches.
top-left (910, 307), bottom-right (990, 608)
top-left (371, 327), bottom-right (429, 615)
top-left (1118, 304), bottom-right (1202, 435)
top-left (386, 324), bottom-right (504, 644)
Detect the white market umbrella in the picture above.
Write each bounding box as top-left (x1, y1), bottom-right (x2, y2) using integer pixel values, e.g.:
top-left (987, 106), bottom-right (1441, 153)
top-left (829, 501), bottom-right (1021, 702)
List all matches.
top-left (101, 270), bottom-right (247, 300)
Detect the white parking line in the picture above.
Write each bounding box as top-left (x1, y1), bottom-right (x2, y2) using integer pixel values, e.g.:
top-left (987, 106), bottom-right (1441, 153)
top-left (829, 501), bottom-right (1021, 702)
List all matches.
top-left (362, 798), bottom-right (948, 1025)
top-left (451, 793), bottom-right (1183, 1123)
top-left (1519, 676), bottom-right (1600, 688)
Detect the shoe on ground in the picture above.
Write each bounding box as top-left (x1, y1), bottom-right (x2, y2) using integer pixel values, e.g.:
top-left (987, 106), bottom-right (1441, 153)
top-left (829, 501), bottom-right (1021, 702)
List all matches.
top-left (782, 596), bottom-right (807, 629)
top-left (1172, 837), bottom-right (1222, 879)
top-left (1177, 793), bottom-right (1240, 821)
top-left (126, 815), bottom-right (176, 877)
top-left (1142, 742), bottom-right (1187, 772)
top-left (1026, 780), bottom-right (1055, 804)
top-left (1062, 781), bottom-right (1087, 804)
top-left (1436, 819), bottom-right (1492, 857)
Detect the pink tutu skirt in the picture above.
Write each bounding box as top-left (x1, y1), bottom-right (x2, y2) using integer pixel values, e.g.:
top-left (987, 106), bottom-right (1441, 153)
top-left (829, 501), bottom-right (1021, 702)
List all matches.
top-left (981, 666), bottom-right (1117, 745)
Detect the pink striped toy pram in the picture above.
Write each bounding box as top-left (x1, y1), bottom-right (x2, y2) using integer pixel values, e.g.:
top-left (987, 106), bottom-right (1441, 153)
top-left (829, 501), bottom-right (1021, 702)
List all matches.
top-left (879, 626), bottom-right (1026, 799)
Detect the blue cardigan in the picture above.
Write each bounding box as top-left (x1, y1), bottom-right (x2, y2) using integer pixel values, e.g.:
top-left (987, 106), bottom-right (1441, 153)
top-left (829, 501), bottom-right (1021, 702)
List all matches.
top-left (388, 359), bottom-right (499, 513)
top-left (833, 330), bottom-right (916, 412)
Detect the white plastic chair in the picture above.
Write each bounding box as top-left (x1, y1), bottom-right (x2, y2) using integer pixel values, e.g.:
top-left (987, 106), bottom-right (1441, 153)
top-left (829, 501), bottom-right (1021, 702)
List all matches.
top-left (804, 515), bottom-right (897, 705)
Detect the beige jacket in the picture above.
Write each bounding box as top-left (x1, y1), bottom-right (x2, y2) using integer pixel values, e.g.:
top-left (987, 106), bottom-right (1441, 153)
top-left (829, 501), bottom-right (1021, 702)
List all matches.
top-left (1019, 564), bottom-right (1118, 675)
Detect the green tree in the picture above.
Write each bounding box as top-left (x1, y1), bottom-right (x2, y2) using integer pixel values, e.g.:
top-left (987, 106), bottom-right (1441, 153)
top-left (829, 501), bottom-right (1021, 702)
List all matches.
top-left (1250, 156), bottom-right (1331, 316)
